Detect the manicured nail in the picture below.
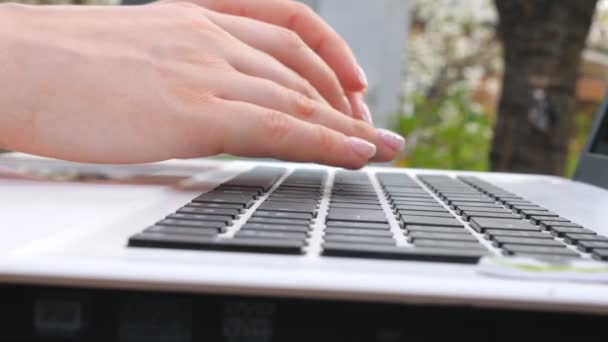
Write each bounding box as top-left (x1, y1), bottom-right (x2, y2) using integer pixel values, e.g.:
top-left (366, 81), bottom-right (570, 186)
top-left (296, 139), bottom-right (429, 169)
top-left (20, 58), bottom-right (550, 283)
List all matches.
top-left (349, 137), bottom-right (377, 159)
top-left (341, 96), bottom-right (353, 116)
top-left (357, 65), bottom-right (368, 89)
top-left (378, 129), bottom-right (405, 151)
top-left (361, 102), bottom-right (374, 124)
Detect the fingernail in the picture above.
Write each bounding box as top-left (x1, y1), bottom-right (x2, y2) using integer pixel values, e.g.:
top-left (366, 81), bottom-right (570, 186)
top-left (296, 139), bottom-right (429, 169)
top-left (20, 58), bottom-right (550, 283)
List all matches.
top-left (357, 65), bottom-right (368, 88)
top-left (378, 129), bottom-right (405, 151)
top-left (341, 96), bottom-right (353, 116)
top-left (361, 102), bottom-right (374, 124)
top-left (349, 137), bottom-right (377, 159)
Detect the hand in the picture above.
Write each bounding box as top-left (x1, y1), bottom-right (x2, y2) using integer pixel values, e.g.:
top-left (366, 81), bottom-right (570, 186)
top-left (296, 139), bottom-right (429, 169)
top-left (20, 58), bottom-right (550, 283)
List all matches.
top-left (163, 0), bottom-right (373, 122)
top-left (0, 3), bottom-right (404, 169)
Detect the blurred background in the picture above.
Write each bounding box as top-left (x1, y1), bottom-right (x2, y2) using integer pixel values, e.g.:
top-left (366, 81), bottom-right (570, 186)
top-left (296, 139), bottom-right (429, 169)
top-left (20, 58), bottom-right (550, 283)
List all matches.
top-left (7, 0), bottom-right (608, 177)
top-left (304, 0), bottom-right (608, 177)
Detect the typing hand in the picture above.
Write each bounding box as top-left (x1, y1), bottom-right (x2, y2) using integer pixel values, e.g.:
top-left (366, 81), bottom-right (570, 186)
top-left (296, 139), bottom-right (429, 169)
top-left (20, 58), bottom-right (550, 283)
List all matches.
top-left (0, 3), bottom-right (404, 169)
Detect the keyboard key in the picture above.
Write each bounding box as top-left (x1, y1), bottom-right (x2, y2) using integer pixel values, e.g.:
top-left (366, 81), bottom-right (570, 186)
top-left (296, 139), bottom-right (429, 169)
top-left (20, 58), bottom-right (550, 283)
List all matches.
top-left (168, 213), bottom-right (234, 223)
top-left (324, 234), bottom-right (396, 245)
top-left (193, 193), bottom-right (254, 208)
top-left (577, 241), bottom-right (608, 252)
top-left (394, 205), bottom-right (446, 212)
top-left (408, 231), bottom-right (478, 242)
top-left (158, 219), bottom-right (227, 230)
top-left (252, 211), bottom-right (313, 220)
top-left (187, 202), bottom-right (244, 212)
top-left (591, 249), bottom-right (608, 261)
top-left (455, 206), bottom-right (506, 214)
top-left (322, 243), bottom-right (486, 264)
top-left (412, 239), bottom-right (485, 251)
top-left (469, 218), bottom-right (539, 233)
top-left (145, 225), bottom-right (220, 236)
top-left (236, 230), bottom-right (307, 241)
top-left (329, 203), bottom-right (382, 210)
top-left (519, 209), bottom-right (558, 219)
top-left (502, 244), bottom-right (580, 257)
top-left (327, 209), bottom-right (387, 223)
top-left (540, 221), bottom-right (583, 230)
top-left (549, 226), bottom-right (596, 237)
top-left (324, 227), bottom-right (393, 237)
top-left (529, 216), bottom-right (570, 225)
top-left (241, 223), bottom-right (310, 234)
top-left (563, 233), bottom-right (608, 245)
top-left (401, 215), bottom-right (463, 227)
top-left (398, 210), bottom-right (454, 218)
top-left (258, 201), bottom-right (317, 214)
top-left (461, 211), bottom-right (520, 221)
top-left (175, 207), bottom-right (239, 218)
top-left (248, 217), bottom-right (311, 226)
top-left (326, 221), bottom-right (390, 230)
top-left (492, 236), bottom-right (565, 247)
top-left (406, 225), bottom-right (468, 234)
top-left (485, 230), bottom-right (553, 240)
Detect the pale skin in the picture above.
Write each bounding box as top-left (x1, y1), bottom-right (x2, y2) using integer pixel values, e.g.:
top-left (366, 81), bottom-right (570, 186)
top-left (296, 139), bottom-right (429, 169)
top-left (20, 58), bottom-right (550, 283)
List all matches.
top-left (0, 0), bottom-right (405, 169)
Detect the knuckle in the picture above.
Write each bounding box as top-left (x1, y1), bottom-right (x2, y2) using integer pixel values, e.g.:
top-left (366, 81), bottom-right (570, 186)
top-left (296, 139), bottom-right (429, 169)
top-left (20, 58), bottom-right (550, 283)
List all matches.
top-left (316, 125), bottom-right (338, 154)
top-left (261, 110), bottom-right (291, 141)
top-left (289, 91), bottom-right (316, 120)
top-left (292, 1), bottom-right (315, 17)
top-left (276, 28), bottom-right (306, 51)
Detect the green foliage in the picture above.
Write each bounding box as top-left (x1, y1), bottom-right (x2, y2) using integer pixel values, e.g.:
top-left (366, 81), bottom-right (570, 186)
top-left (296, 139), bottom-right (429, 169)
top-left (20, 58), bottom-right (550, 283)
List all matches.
top-left (567, 111), bottom-right (595, 177)
top-left (391, 90), bottom-right (494, 171)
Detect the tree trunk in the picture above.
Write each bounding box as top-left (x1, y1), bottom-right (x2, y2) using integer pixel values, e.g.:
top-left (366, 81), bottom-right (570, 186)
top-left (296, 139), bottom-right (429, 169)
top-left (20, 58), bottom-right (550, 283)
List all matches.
top-left (491, 0), bottom-right (598, 175)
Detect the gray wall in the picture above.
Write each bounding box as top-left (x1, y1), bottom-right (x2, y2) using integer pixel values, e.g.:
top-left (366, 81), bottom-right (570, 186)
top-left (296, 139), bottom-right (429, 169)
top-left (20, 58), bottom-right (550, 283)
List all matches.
top-left (299, 0), bottom-right (411, 128)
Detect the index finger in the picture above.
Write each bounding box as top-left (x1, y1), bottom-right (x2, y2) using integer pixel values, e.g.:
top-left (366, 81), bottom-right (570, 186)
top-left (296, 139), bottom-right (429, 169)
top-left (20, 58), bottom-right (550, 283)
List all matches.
top-left (196, 0), bottom-right (367, 92)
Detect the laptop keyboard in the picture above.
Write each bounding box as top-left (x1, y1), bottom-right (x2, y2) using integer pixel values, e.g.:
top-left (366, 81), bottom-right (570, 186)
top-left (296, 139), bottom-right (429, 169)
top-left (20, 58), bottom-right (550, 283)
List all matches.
top-left (128, 167), bottom-right (608, 264)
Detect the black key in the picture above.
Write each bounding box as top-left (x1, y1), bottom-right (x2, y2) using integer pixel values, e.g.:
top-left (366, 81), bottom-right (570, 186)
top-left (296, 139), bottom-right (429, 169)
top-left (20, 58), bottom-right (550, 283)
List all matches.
top-left (252, 210), bottom-right (313, 220)
top-left (213, 188), bottom-right (260, 197)
top-left (258, 201), bottom-right (317, 214)
top-left (591, 249), bottom-right (608, 261)
top-left (485, 230), bottom-right (553, 240)
top-left (324, 227), bottom-right (393, 237)
top-left (447, 198), bottom-right (494, 205)
top-left (577, 241), bottom-right (608, 252)
top-left (392, 198), bottom-right (437, 204)
top-left (394, 205), bottom-right (446, 212)
top-left (502, 244), bottom-right (579, 257)
top-left (329, 203), bottom-right (382, 210)
top-left (176, 207), bottom-right (239, 218)
top-left (248, 217), bottom-right (311, 226)
top-left (450, 201), bottom-right (498, 208)
top-left (540, 221), bottom-right (583, 230)
top-left (187, 202), bottom-right (244, 212)
top-left (266, 196), bottom-right (318, 204)
top-left (322, 243), bottom-right (486, 264)
top-left (469, 218), bottom-right (539, 233)
top-left (461, 211), bottom-right (520, 221)
top-left (223, 167), bottom-right (285, 191)
top-left (455, 206), bottom-right (505, 214)
top-left (408, 231), bottom-right (478, 242)
top-left (331, 198), bottom-right (381, 205)
top-left (549, 226), bottom-right (596, 237)
top-left (519, 209), bottom-right (558, 219)
top-left (236, 230), bottom-right (307, 241)
top-left (214, 237), bottom-right (306, 254)
top-left (193, 193), bottom-right (254, 208)
top-left (324, 234), bottom-right (396, 245)
top-left (492, 236), bottom-right (565, 247)
top-left (327, 209), bottom-right (387, 223)
top-left (412, 239), bottom-right (485, 251)
top-left (145, 225), bottom-right (220, 236)
top-left (563, 233), bottom-right (608, 245)
top-left (398, 210), bottom-right (453, 218)
top-left (326, 221), bottom-right (390, 230)
top-left (511, 205), bottom-right (546, 213)
top-left (241, 223), bottom-right (310, 234)
top-left (158, 219), bottom-right (227, 230)
top-left (401, 215), bottom-right (463, 227)
top-left (167, 214), bottom-right (232, 225)
top-left (529, 216), bottom-right (570, 225)
top-left (406, 225), bottom-right (468, 234)
top-left (168, 213), bottom-right (234, 223)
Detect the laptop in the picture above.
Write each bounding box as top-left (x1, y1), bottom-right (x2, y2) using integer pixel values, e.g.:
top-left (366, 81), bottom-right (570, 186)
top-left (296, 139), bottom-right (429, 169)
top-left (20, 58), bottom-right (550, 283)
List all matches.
top-left (2, 96), bottom-right (608, 340)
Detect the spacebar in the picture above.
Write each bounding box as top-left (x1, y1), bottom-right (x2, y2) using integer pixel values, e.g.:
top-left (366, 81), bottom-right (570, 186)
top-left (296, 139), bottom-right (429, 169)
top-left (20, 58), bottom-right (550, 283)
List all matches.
top-left (128, 232), bottom-right (304, 255)
top-left (322, 242), bottom-right (486, 264)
